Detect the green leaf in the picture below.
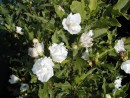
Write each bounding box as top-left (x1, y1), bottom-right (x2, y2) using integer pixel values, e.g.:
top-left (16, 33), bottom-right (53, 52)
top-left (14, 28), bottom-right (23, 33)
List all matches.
top-left (88, 0), bottom-right (97, 11)
top-left (102, 78), bottom-right (106, 95)
top-left (52, 30), bottom-right (60, 43)
top-left (38, 83), bottom-right (48, 98)
top-left (59, 31), bottom-right (70, 48)
top-left (74, 57), bottom-right (87, 72)
top-left (113, 0), bottom-right (130, 11)
top-left (98, 48), bottom-right (114, 59)
top-left (24, 13), bottom-right (48, 23)
top-left (54, 82), bottom-right (71, 91)
top-left (30, 73), bottom-right (37, 83)
top-left (114, 84), bottom-right (129, 98)
top-left (28, 32), bottom-right (34, 40)
top-left (108, 18), bottom-right (121, 27)
top-left (54, 5), bottom-right (65, 19)
top-left (75, 68), bottom-right (96, 85)
top-left (70, 1), bottom-right (86, 22)
top-left (93, 28), bottom-right (108, 39)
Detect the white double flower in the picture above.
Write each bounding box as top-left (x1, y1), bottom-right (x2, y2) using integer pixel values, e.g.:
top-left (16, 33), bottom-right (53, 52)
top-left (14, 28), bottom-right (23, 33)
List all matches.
top-left (49, 42), bottom-right (68, 63)
top-left (62, 13), bottom-right (81, 34)
top-left (32, 57), bottom-right (54, 82)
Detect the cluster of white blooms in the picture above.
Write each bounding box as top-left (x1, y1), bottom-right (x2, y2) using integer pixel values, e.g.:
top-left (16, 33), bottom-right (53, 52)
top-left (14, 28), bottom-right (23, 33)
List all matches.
top-left (9, 74), bottom-right (19, 84)
top-left (49, 42), bottom-right (68, 63)
top-left (28, 38), bottom-right (44, 58)
top-left (62, 13), bottom-right (81, 34)
top-left (32, 57), bottom-right (54, 82)
top-left (114, 39), bottom-right (125, 53)
top-left (16, 26), bottom-right (23, 35)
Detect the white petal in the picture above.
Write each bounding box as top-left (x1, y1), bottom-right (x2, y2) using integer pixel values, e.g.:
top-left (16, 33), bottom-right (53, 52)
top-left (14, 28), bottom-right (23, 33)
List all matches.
top-left (62, 18), bottom-right (68, 30)
top-left (70, 13), bottom-right (81, 24)
top-left (121, 60), bottom-right (130, 74)
top-left (87, 30), bottom-right (94, 37)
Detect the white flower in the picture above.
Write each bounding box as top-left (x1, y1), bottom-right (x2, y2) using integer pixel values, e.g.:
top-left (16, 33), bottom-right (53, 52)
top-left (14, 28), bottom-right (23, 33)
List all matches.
top-left (28, 39), bottom-right (44, 58)
top-left (34, 42), bottom-right (44, 55)
top-left (20, 83), bottom-right (29, 92)
top-left (62, 13), bottom-right (81, 34)
top-left (16, 26), bottom-right (23, 35)
top-left (49, 43), bottom-right (68, 63)
top-left (105, 94), bottom-right (111, 98)
top-left (81, 49), bottom-right (89, 60)
top-left (28, 48), bottom-right (39, 58)
top-left (114, 77), bottom-right (122, 89)
top-left (9, 74), bottom-right (19, 84)
top-left (80, 30), bottom-right (94, 48)
top-left (121, 60), bottom-right (130, 74)
top-left (114, 39), bottom-right (125, 53)
top-left (32, 57), bottom-right (54, 82)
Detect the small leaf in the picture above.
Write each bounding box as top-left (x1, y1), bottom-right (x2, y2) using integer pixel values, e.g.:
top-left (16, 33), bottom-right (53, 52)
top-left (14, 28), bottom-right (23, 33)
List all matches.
top-left (30, 73), bottom-right (37, 83)
top-left (28, 32), bottom-right (34, 40)
top-left (102, 78), bottom-right (106, 95)
top-left (54, 82), bottom-right (71, 91)
top-left (88, 0), bottom-right (97, 11)
top-left (38, 83), bottom-right (48, 98)
top-left (52, 31), bottom-right (60, 43)
top-left (93, 28), bottom-right (108, 39)
top-left (54, 5), bottom-right (65, 19)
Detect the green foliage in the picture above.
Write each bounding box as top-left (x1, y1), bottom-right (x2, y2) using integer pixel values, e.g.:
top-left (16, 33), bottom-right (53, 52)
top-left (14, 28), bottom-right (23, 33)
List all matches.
top-left (70, 0), bottom-right (86, 22)
top-left (1, 0), bottom-right (130, 98)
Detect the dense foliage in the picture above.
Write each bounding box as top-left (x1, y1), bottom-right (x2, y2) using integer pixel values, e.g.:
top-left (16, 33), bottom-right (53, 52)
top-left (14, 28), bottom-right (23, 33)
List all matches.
top-left (0, 0), bottom-right (130, 98)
